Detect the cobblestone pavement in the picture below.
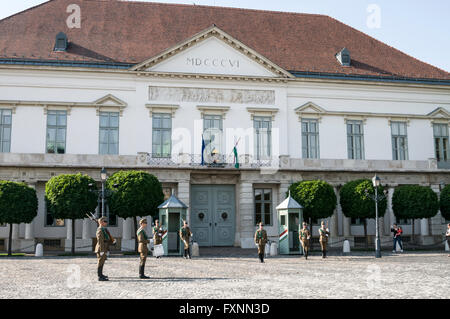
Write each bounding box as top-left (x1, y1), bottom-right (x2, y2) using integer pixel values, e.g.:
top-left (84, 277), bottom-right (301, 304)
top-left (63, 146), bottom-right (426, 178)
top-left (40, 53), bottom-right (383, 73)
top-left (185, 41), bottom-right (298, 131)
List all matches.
top-left (0, 251), bottom-right (449, 299)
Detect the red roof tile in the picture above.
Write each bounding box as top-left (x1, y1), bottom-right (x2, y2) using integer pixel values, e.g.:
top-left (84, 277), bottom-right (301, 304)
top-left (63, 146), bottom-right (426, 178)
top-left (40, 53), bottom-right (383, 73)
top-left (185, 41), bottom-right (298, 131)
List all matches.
top-left (0, 0), bottom-right (449, 80)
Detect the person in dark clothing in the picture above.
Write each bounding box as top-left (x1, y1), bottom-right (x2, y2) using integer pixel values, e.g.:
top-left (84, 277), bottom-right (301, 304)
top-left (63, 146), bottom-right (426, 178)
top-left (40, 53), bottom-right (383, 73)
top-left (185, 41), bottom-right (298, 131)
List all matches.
top-left (390, 223), bottom-right (403, 253)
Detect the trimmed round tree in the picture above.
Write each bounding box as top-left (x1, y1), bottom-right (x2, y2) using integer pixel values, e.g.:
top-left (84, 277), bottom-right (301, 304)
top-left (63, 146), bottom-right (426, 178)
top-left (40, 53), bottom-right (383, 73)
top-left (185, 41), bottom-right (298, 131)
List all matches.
top-left (45, 174), bottom-right (98, 254)
top-left (0, 181), bottom-right (38, 256)
top-left (287, 180), bottom-right (337, 239)
top-left (392, 185), bottom-right (439, 241)
top-left (106, 170), bottom-right (164, 252)
top-left (440, 184), bottom-right (450, 221)
top-left (340, 179), bottom-right (387, 247)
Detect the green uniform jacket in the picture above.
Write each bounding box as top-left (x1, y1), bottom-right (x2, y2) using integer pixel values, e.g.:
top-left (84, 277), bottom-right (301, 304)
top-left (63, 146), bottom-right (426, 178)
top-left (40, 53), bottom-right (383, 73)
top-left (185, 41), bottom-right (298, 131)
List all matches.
top-left (319, 227), bottom-right (330, 243)
top-left (153, 225), bottom-right (163, 245)
top-left (137, 227), bottom-right (150, 254)
top-left (179, 226), bottom-right (192, 249)
top-left (95, 227), bottom-right (113, 253)
top-left (299, 229), bottom-right (311, 244)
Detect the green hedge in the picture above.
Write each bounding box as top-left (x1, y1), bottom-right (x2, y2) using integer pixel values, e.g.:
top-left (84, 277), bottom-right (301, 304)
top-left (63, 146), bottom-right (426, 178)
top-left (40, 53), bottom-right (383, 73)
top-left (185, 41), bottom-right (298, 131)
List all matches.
top-left (392, 185), bottom-right (439, 220)
top-left (440, 184), bottom-right (450, 220)
top-left (287, 180), bottom-right (336, 222)
top-left (340, 179), bottom-right (387, 219)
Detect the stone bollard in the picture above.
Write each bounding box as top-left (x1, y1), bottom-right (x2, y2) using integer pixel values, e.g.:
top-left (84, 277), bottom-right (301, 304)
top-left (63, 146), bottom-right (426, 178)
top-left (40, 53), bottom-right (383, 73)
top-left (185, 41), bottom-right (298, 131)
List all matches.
top-left (343, 240), bottom-right (351, 254)
top-left (35, 243), bottom-right (43, 257)
top-left (270, 242), bottom-right (278, 256)
top-left (192, 242), bottom-right (200, 257)
top-left (445, 240), bottom-right (449, 252)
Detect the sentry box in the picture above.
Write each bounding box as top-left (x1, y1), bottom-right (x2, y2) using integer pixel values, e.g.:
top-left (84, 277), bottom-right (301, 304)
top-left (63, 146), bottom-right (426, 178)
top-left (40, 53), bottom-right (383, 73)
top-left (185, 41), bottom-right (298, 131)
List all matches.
top-left (157, 195), bottom-right (188, 256)
top-left (276, 192), bottom-right (303, 255)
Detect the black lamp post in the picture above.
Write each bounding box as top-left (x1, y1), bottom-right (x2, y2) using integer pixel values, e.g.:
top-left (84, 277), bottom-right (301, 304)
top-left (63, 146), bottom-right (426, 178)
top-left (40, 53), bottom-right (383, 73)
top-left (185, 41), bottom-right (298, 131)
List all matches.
top-left (372, 174), bottom-right (382, 258)
top-left (100, 167), bottom-right (107, 217)
top-left (365, 174), bottom-right (387, 258)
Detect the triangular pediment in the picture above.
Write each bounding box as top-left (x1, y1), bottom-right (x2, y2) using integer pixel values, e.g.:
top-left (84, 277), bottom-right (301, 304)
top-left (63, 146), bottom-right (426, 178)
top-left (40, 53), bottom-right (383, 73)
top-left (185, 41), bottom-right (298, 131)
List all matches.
top-left (93, 94), bottom-right (127, 107)
top-left (131, 26), bottom-right (293, 78)
top-left (428, 107), bottom-right (450, 118)
top-left (294, 102), bottom-right (326, 114)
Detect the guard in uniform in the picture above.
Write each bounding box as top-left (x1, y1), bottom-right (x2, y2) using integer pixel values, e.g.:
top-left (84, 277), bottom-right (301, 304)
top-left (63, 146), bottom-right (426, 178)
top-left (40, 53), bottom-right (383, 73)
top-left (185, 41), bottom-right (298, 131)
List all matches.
top-left (153, 219), bottom-right (163, 258)
top-left (318, 221), bottom-right (330, 258)
top-left (254, 222), bottom-right (268, 263)
top-left (299, 222), bottom-right (311, 259)
top-left (137, 218), bottom-right (150, 279)
top-left (179, 220), bottom-right (193, 259)
top-left (95, 217), bottom-right (115, 281)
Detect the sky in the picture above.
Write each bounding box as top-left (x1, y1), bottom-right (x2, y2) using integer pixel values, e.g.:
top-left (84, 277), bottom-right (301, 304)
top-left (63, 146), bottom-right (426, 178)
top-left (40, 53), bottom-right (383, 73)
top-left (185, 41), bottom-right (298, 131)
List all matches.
top-left (0, 0), bottom-right (449, 72)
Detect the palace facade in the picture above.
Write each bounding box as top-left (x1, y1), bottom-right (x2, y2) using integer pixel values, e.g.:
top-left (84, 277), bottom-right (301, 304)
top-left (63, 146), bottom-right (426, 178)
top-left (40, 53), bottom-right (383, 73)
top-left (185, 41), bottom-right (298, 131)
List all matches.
top-left (0, 0), bottom-right (449, 252)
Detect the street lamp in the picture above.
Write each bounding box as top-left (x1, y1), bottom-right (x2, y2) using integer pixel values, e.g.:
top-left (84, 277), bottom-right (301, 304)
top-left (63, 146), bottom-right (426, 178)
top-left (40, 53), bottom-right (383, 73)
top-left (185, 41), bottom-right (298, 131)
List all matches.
top-left (372, 174), bottom-right (381, 258)
top-left (100, 167), bottom-right (107, 217)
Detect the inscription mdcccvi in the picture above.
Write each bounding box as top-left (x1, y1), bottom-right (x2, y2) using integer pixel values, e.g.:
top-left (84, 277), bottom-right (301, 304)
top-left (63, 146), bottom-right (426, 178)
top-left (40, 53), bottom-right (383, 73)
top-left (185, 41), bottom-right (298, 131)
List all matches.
top-left (149, 86), bottom-right (275, 105)
top-left (186, 57), bottom-right (240, 68)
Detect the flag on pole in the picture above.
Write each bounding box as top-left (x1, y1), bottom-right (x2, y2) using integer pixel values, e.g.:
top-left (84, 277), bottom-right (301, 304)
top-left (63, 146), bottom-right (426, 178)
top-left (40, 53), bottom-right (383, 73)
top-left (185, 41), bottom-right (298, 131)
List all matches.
top-left (201, 134), bottom-right (205, 166)
top-left (233, 146), bottom-right (239, 169)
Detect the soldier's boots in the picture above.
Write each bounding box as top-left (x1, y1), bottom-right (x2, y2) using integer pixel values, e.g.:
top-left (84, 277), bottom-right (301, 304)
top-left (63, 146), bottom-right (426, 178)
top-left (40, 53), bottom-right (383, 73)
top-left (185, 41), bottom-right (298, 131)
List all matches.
top-left (304, 252), bottom-right (308, 260)
top-left (187, 249), bottom-right (192, 259)
top-left (98, 266), bottom-right (109, 281)
top-left (139, 266), bottom-right (150, 279)
top-left (259, 253), bottom-right (264, 263)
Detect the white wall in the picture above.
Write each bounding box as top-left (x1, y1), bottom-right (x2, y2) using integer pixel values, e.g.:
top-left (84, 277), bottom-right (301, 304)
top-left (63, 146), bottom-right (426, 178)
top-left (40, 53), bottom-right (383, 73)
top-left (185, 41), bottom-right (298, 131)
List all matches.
top-left (0, 68), bottom-right (448, 161)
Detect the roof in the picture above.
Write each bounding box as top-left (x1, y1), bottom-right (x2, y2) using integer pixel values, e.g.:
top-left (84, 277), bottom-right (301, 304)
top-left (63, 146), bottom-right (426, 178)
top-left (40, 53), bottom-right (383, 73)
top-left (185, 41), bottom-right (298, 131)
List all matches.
top-left (157, 195), bottom-right (188, 209)
top-left (0, 0), bottom-right (449, 81)
top-left (276, 192), bottom-right (303, 210)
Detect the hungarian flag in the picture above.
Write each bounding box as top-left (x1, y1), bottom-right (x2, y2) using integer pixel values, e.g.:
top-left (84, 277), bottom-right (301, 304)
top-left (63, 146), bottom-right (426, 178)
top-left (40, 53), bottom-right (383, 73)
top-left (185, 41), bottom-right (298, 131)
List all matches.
top-left (233, 145), bottom-right (239, 169)
top-left (201, 134), bottom-right (205, 166)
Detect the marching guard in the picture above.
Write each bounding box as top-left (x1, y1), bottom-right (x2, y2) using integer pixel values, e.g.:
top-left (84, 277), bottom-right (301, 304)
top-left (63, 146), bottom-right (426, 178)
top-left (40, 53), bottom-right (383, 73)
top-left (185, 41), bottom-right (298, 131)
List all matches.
top-left (299, 222), bottom-right (311, 259)
top-left (137, 218), bottom-right (150, 279)
top-left (318, 221), bottom-right (330, 258)
top-left (179, 220), bottom-right (193, 259)
top-left (95, 216), bottom-right (115, 281)
top-left (254, 222), bottom-right (268, 263)
top-left (153, 219), bottom-right (163, 258)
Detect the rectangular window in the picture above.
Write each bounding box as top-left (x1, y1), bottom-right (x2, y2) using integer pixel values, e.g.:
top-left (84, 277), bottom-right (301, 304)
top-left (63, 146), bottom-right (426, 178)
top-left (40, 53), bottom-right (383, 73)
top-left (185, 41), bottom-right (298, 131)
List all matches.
top-left (203, 114), bottom-right (223, 155)
top-left (347, 120), bottom-right (364, 160)
top-left (397, 218), bottom-right (412, 225)
top-left (45, 202), bottom-right (65, 227)
top-left (254, 116), bottom-right (271, 160)
top-left (99, 112), bottom-right (119, 155)
top-left (434, 123), bottom-right (449, 163)
top-left (391, 121), bottom-right (409, 160)
top-left (351, 217), bottom-right (363, 225)
top-left (254, 188), bottom-right (272, 226)
top-left (0, 109), bottom-right (12, 153)
top-left (301, 119), bottom-right (319, 159)
top-left (152, 113), bottom-right (172, 158)
top-left (46, 110), bottom-right (67, 154)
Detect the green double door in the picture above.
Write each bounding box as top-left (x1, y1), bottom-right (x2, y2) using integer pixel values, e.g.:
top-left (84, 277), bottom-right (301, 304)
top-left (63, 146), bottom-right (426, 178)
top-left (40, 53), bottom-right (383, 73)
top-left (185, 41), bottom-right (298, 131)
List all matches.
top-left (190, 185), bottom-right (235, 247)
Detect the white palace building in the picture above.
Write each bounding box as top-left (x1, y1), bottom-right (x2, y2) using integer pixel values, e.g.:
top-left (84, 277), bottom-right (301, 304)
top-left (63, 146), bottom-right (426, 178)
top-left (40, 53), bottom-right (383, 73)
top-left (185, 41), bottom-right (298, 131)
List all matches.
top-left (0, 0), bottom-right (449, 252)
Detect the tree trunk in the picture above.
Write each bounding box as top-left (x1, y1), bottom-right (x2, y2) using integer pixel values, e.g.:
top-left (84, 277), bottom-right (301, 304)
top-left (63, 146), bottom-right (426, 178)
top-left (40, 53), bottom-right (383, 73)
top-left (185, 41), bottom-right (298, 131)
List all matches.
top-left (8, 223), bottom-right (12, 256)
top-left (363, 218), bottom-right (368, 249)
top-left (71, 218), bottom-right (76, 255)
top-left (133, 216), bottom-right (138, 253)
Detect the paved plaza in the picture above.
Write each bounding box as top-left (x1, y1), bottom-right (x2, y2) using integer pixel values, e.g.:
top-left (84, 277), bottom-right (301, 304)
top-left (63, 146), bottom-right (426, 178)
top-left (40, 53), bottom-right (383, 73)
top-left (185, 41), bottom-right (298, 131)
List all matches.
top-left (0, 250), bottom-right (449, 299)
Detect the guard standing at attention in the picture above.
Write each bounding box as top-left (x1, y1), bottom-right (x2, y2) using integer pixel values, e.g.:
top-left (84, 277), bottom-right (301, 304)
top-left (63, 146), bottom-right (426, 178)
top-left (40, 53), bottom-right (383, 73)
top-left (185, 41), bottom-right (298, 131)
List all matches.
top-left (179, 220), bottom-right (193, 259)
top-left (318, 221), bottom-right (330, 259)
top-left (95, 217), bottom-right (115, 281)
top-left (153, 219), bottom-right (163, 258)
top-left (137, 218), bottom-right (150, 279)
top-left (254, 222), bottom-right (268, 263)
top-left (299, 222), bottom-right (311, 259)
